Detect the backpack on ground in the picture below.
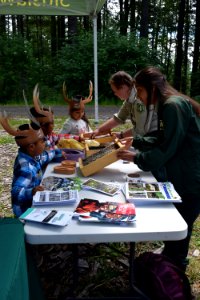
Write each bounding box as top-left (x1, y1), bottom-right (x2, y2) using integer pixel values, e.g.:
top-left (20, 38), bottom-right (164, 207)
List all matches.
top-left (134, 251), bottom-right (194, 300)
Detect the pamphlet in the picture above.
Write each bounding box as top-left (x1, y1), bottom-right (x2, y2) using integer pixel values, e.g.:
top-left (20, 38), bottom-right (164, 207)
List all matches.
top-left (74, 198), bottom-right (136, 225)
top-left (41, 176), bottom-right (82, 191)
top-left (82, 178), bottom-right (121, 196)
top-left (33, 190), bottom-right (79, 206)
top-left (125, 179), bottom-right (181, 203)
top-left (19, 208), bottom-right (73, 226)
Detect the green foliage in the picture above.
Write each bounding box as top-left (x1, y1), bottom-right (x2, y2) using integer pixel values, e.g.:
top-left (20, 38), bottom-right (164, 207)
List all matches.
top-left (54, 30), bottom-right (161, 103)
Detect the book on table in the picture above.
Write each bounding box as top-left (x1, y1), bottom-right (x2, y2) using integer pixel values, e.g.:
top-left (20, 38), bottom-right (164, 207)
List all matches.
top-left (124, 179), bottom-right (181, 203)
top-left (33, 190), bottom-right (79, 206)
top-left (19, 208), bottom-right (73, 226)
top-left (41, 176), bottom-right (82, 191)
top-left (73, 198), bottom-right (136, 225)
top-left (81, 178), bottom-right (121, 196)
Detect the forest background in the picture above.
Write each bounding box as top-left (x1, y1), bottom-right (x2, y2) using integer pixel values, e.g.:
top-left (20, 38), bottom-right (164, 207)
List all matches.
top-left (0, 0), bottom-right (200, 104)
top-left (0, 1), bottom-right (200, 297)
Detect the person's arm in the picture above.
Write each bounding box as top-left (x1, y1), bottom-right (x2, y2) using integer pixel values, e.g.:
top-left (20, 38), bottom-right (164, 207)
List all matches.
top-left (189, 98), bottom-right (200, 116)
top-left (11, 165), bottom-right (38, 205)
top-left (91, 117), bottom-right (119, 137)
top-left (59, 119), bottom-right (71, 134)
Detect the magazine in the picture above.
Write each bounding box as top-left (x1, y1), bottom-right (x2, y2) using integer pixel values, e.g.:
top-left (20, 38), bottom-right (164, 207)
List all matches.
top-left (33, 190), bottom-right (79, 206)
top-left (74, 198), bottom-right (136, 224)
top-left (19, 208), bottom-right (73, 226)
top-left (125, 179), bottom-right (181, 203)
top-left (41, 176), bottom-right (82, 191)
top-left (82, 178), bottom-right (121, 196)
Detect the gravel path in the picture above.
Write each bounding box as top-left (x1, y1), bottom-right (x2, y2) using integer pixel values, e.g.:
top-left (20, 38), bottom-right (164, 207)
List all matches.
top-left (0, 105), bottom-right (118, 120)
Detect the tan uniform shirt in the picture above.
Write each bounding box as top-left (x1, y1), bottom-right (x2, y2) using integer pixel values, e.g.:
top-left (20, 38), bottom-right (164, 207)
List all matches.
top-left (113, 89), bottom-right (158, 136)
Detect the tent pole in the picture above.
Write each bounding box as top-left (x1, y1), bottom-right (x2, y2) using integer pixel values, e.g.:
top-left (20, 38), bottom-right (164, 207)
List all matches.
top-left (93, 14), bottom-right (99, 124)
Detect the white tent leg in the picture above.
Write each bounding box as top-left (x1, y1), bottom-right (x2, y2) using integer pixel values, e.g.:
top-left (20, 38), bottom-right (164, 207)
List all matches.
top-left (93, 15), bottom-right (99, 124)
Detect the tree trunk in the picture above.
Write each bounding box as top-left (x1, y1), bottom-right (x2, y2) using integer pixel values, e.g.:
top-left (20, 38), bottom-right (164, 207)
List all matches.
top-left (51, 16), bottom-right (57, 57)
top-left (182, 0), bottom-right (190, 94)
top-left (173, 0), bottom-right (186, 90)
top-left (68, 16), bottom-right (78, 44)
top-left (190, 0), bottom-right (200, 96)
top-left (140, 0), bottom-right (149, 38)
top-left (119, 0), bottom-right (130, 36)
top-left (130, 0), bottom-right (136, 32)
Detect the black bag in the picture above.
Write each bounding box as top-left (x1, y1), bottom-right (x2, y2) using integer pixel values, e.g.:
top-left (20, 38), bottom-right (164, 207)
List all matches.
top-left (134, 252), bottom-right (194, 300)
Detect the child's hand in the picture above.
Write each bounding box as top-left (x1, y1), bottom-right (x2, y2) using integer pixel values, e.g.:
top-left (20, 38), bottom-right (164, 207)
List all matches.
top-left (61, 151), bottom-right (68, 159)
top-left (32, 185), bottom-right (44, 195)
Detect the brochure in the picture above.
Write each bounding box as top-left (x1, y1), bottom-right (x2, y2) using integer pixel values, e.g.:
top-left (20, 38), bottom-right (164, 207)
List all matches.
top-left (125, 179), bottom-right (181, 203)
top-left (19, 208), bottom-right (73, 226)
top-left (41, 176), bottom-right (82, 191)
top-left (74, 198), bottom-right (136, 225)
top-left (33, 190), bottom-right (79, 206)
top-left (82, 178), bottom-right (121, 196)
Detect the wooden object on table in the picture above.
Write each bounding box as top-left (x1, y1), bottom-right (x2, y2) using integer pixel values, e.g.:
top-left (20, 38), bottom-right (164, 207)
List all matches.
top-left (81, 132), bottom-right (116, 144)
top-left (61, 160), bottom-right (76, 167)
top-left (53, 160), bottom-right (76, 174)
top-left (79, 139), bottom-right (124, 177)
top-left (81, 133), bottom-right (117, 157)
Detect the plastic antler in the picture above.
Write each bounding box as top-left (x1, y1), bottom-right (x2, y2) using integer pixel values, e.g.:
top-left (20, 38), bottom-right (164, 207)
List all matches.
top-left (0, 110), bottom-right (30, 137)
top-left (33, 84), bottom-right (52, 118)
top-left (62, 81), bottom-right (72, 104)
top-left (23, 89), bottom-right (40, 127)
top-left (82, 81), bottom-right (93, 104)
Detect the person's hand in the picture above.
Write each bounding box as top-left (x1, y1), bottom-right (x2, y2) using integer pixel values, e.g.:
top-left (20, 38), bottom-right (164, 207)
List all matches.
top-left (120, 137), bottom-right (133, 149)
top-left (32, 185), bottom-right (44, 195)
top-left (90, 129), bottom-right (101, 139)
top-left (117, 149), bottom-right (136, 162)
top-left (61, 151), bottom-right (68, 159)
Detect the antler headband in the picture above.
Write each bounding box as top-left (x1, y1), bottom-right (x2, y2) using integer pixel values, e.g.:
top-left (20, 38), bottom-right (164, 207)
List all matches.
top-left (62, 81), bottom-right (93, 107)
top-left (33, 84), bottom-right (54, 123)
top-left (0, 111), bottom-right (44, 147)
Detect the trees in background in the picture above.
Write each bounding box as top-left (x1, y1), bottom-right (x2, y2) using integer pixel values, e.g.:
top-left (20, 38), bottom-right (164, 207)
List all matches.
top-left (0, 0), bottom-right (199, 103)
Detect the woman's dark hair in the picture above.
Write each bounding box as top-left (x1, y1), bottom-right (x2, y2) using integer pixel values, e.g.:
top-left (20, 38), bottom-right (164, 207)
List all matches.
top-left (109, 71), bottom-right (133, 89)
top-left (133, 66), bottom-right (178, 106)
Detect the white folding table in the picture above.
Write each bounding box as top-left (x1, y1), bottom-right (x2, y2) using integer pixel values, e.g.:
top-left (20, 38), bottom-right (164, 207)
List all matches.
top-left (24, 160), bottom-right (188, 299)
top-left (24, 160), bottom-right (187, 245)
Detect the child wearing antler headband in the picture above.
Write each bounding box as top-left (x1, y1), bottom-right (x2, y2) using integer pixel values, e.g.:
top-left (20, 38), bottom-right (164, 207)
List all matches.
top-left (0, 112), bottom-right (64, 217)
top-left (28, 84), bottom-right (82, 150)
top-left (59, 81), bottom-right (93, 135)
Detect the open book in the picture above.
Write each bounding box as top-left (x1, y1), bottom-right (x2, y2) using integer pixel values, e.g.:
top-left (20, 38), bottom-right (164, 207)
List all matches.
top-left (125, 179), bottom-right (181, 203)
top-left (33, 190), bottom-right (79, 206)
top-left (82, 178), bottom-right (121, 196)
top-left (74, 198), bottom-right (136, 225)
top-left (41, 176), bottom-right (82, 191)
top-left (19, 208), bottom-right (73, 226)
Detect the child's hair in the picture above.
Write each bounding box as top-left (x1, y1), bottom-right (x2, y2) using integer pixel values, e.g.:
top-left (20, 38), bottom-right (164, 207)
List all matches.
top-left (30, 107), bottom-right (54, 119)
top-left (70, 95), bottom-right (91, 127)
top-left (63, 81), bottom-right (93, 127)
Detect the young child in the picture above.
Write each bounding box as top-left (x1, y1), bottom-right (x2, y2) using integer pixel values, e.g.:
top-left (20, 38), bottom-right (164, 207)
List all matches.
top-left (29, 84), bottom-right (82, 150)
top-left (59, 81), bottom-right (93, 135)
top-left (0, 112), bottom-right (64, 217)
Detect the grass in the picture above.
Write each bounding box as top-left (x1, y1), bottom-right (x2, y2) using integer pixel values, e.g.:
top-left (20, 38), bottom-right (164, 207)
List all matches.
top-left (0, 117), bottom-right (200, 297)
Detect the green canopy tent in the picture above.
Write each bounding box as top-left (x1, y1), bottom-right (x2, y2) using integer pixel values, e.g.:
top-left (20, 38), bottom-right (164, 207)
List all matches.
top-left (0, 0), bottom-right (107, 122)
